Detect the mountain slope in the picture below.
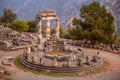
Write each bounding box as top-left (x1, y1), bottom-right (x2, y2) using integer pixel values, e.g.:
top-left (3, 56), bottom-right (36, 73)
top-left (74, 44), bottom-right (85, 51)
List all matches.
top-left (0, 0), bottom-right (120, 34)
top-left (0, 0), bottom-right (67, 20)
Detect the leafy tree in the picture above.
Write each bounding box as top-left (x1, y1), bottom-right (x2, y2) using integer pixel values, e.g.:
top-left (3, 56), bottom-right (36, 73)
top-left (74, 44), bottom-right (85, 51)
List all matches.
top-left (1, 8), bottom-right (17, 26)
top-left (0, 16), bottom-right (1, 22)
top-left (69, 26), bottom-right (82, 40)
top-left (27, 13), bottom-right (41, 33)
top-left (10, 20), bottom-right (29, 32)
top-left (27, 20), bottom-right (37, 32)
top-left (62, 29), bottom-right (71, 39)
top-left (50, 28), bottom-right (55, 35)
top-left (59, 26), bottom-right (70, 39)
top-left (60, 26), bottom-right (64, 38)
top-left (72, 1), bottom-right (115, 45)
top-left (0, 16), bottom-right (2, 25)
top-left (35, 13), bottom-right (43, 34)
top-left (35, 13), bottom-right (40, 21)
top-left (81, 30), bottom-right (90, 40)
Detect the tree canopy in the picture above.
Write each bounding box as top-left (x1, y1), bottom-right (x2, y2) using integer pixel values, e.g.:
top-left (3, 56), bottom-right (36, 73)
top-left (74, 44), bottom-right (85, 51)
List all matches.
top-left (10, 20), bottom-right (29, 32)
top-left (27, 20), bottom-right (37, 32)
top-left (70, 1), bottom-right (115, 45)
top-left (0, 8), bottom-right (17, 26)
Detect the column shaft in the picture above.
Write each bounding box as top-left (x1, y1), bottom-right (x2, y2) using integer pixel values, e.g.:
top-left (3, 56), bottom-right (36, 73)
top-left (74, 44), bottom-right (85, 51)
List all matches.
top-left (38, 21), bottom-right (42, 44)
top-left (38, 21), bottom-right (42, 39)
top-left (46, 19), bottom-right (50, 39)
top-left (56, 19), bottom-right (60, 39)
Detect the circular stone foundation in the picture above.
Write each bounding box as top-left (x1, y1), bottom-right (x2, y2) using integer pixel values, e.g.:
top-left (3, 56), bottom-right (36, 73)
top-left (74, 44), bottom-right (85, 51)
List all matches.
top-left (20, 38), bottom-right (105, 74)
top-left (20, 47), bottom-right (104, 73)
top-left (20, 55), bottom-right (104, 73)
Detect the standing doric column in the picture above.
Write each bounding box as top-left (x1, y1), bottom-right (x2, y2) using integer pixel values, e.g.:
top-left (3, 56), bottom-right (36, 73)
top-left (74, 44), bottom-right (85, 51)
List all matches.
top-left (38, 20), bottom-right (42, 44)
top-left (56, 19), bottom-right (60, 39)
top-left (46, 19), bottom-right (50, 39)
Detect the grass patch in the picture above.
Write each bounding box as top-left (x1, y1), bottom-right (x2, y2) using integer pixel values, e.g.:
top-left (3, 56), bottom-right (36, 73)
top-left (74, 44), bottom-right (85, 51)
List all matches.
top-left (5, 77), bottom-right (13, 80)
top-left (14, 56), bottom-right (108, 77)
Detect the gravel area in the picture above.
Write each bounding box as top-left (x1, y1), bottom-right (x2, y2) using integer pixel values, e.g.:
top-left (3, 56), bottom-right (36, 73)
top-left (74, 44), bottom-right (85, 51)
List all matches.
top-left (0, 47), bottom-right (120, 80)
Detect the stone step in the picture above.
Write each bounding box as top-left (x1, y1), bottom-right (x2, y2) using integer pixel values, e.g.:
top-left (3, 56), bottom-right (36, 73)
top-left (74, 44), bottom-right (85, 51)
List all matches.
top-left (20, 56), bottom-right (103, 73)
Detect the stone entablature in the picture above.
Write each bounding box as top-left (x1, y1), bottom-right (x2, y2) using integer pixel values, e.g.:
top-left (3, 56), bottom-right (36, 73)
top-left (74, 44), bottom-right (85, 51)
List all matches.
top-left (39, 9), bottom-right (56, 18)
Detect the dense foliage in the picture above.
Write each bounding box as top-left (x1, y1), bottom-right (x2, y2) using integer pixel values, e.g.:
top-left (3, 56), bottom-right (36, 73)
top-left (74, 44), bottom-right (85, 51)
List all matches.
top-left (70, 1), bottom-right (115, 45)
top-left (27, 20), bottom-right (37, 32)
top-left (50, 26), bottom-right (70, 39)
top-left (0, 8), bottom-right (17, 26)
top-left (10, 20), bottom-right (29, 32)
top-left (59, 26), bottom-right (70, 39)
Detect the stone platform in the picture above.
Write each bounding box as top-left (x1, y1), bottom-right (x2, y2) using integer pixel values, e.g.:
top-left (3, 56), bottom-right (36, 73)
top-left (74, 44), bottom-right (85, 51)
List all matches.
top-left (19, 36), bottom-right (104, 74)
top-left (20, 45), bottom-right (104, 73)
top-left (20, 55), bottom-right (104, 73)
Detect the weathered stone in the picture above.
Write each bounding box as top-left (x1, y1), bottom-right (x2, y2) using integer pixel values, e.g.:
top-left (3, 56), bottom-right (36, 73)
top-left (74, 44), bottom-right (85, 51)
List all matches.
top-left (31, 56), bottom-right (34, 63)
top-left (2, 59), bottom-right (11, 66)
top-left (24, 53), bottom-right (28, 60)
top-left (53, 58), bottom-right (57, 67)
top-left (37, 10), bottom-right (60, 40)
top-left (82, 53), bottom-right (86, 59)
top-left (97, 52), bottom-right (101, 59)
top-left (92, 55), bottom-right (98, 62)
top-left (39, 58), bottom-right (44, 65)
top-left (86, 56), bottom-right (91, 65)
top-left (73, 54), bottom-right (77, 60)
top-left (27, 47), bottom-right (31, 54)
top-left (44, 37), bottom-right (65, 52)
top-left (77, 58), bottom-right (83, 66)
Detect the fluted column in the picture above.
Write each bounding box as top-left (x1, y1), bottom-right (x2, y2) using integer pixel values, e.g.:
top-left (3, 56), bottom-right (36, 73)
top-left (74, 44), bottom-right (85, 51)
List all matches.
top-left (56, 19), bottom-right (60, 39)
top-left (38, 21), bottom-right (42, 44)
top-left (46, 19), bottom-right (50, 39)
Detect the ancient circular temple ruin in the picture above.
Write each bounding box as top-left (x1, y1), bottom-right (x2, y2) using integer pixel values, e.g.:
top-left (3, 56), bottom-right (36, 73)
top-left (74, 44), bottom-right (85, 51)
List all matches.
top-left (20, 35), bottom-right (104, 73)
top-left (18, 10), bottom-right (105, 74)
